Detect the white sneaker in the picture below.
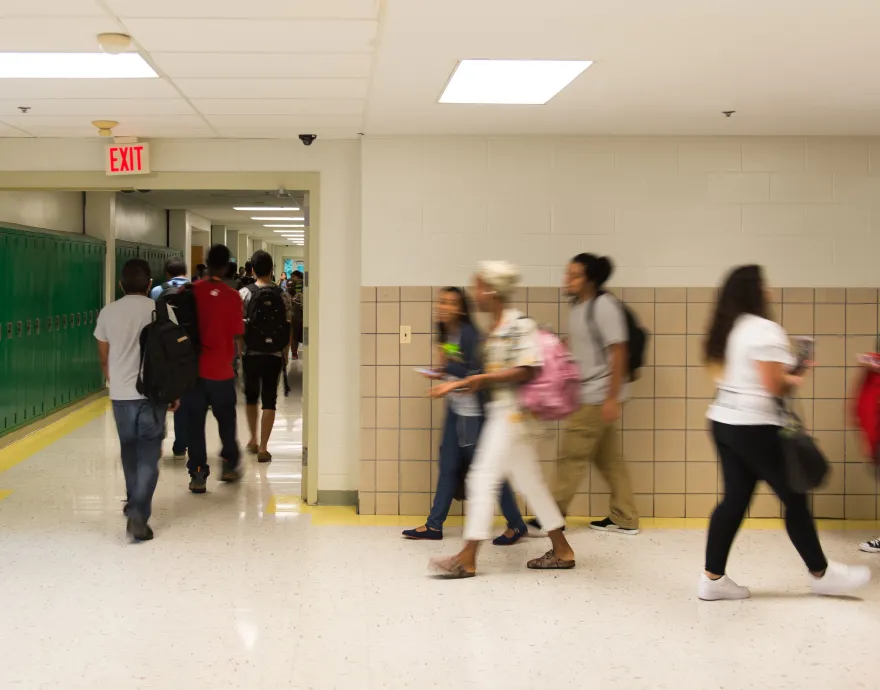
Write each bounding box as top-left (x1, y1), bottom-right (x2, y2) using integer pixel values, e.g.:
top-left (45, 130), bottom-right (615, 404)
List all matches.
top-left (698, 574), bottom-right (751, 601)
top-left (811, 561), bottom-right (872, 596)
top-left (859, 538), bottom-right (880, 553)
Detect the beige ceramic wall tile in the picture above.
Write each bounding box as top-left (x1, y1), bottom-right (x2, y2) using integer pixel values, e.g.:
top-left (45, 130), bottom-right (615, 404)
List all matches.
top-left (361, 302), bottom-right (377, 334)
top-left (629, 367), bottom-right (655, 399)
top-left (400, 286), bottom-right (433, 302)
top-left (629, 302), bottom-right (655, 333)
top-left (358, 492), bottom-right (376, 515)
top-left (816, 462), bottom-right (845, 494)
top-left (590, 494), bottom-right (611, 517)
top-left (375, 493), bottom-right (399, 515)
top-left (360, 429), bottom-right (376, 461)
top-left (655, 367), bottom-right (686, 398)
top-left (687, 287), bottom-right (716, 303)
top-left (400, 302), bottom-right (433, 334)
top-left (813, 367), bottom-right (847, 399)
top-left (376, 367), bottom-right (400, 397)
top-left (399, 461), bottom-right (431, 493)
top-left (749, 494), bottom-right (781, 518)
top-left (377, 287), bottom-right (399, 302)
top-left (622, 430), bottom-right (654, 461)
top-left (655, 430), bottom-right (685, 461)
top-left (400, 334), bottom-right (432, 366)
top-left (655, 462), bottom-right (686, 493)
top-left (654, 303), bottom-right (687, 335)
top-left (361, 366), bottom-right (376, 397)
top-left (361, 398), bottom-right (376, 429)
top-left (623, 288), bottom-right (654, 303)
top-left (655, 399), bottom-right (686, 429)
top-left (814, 335), bottom-right (846, 367)
top-left (812, 399), bottom-right (846, 430)
top-left (361, 334), bottom-right (376, 366)
top-left (528, 302), bottom-right (560, 332)
top-left (376, 334), bottom-right (400, 365)
top-left (686, 430), bottom-right (715, 462)
top-left (375, 398), bottom-right (400, 428)
top-left (627, 461), bottom-right (654, 494)
top-left (567, 494), bottom-right (591, 516)
top-left (623, 399), bottom-right (654, 430)
top-left (559, 302), bottom-right (572, 335)
top-left (655, 335), bottom-right (687, 366)
top-left (376, 430), bottom-right (399, 461)
top-left (845, 494), bottom-right (877, 520)
top-left (686, 302), bottom-right (712, 335)
top-left (376, 302), bottom-right (400, 334)
top-left (400, 367), bottom-right (431, 397)
top-left (590, 465), bottom-right (610, 493)
top-left (845, 429), bottom-right (865, 462)
top-left (687, 462), bottom-right (718, 493)
top-left (432, 399), bottom-right (445, 430)
top-left (654, 494), bottom-right (685, 517)
top-left (360, 461), bottom-right (376, 492)
top-left (686, 494), bottom-right (718, 518)
top-left (361, 287), bottom-right (377, 302)
top-left (846, 335), bottom-right (875, 363)
top-left (815, 304), bottom-right (845, 335)
top-left (782, 303), bottom-right (814, 335)
top-left (847, 304), bottom-right (878, 334)
top-left (634, 494), bottom-right (654, 518)
top-left (783, 288), bottom-right (814, 303)
top-left (686, 367), bottom-right (717, 399)
top-left (400, 429), bottom-right (431, 460)
top-left (815, 288), bottom-right (845, 303)
top-left (528, 287), bottom-right (560, 303)
top-left (687, 399), bottom-right (712, 429)
top-left (813, 494), bottom-right (844, 518)
top-left (844, 463), bottom-right (878, 495)
top-left (400, 399), bottom-right (432, 429)
top-left (376, 460), bottom-right (399, 492)
top-left (846, 288), bottom-right (877, 303)
top-left (399, 493), bottom-right (430, 516)
top-left (655, 287), bottom-right (687, 303)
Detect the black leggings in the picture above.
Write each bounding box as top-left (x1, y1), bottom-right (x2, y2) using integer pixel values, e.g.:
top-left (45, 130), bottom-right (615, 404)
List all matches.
top-left (706, 421), bottom-right (828, 575)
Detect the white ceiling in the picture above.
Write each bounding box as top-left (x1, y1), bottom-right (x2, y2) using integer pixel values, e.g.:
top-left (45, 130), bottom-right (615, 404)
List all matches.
top-left (3, 0), bottom-right (880, 137)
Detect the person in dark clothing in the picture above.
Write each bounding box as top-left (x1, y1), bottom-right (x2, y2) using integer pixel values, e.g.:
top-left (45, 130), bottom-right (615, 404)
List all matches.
top-left (192, 263), bottom-right (207, 283)
top-left (402, 287), bottom-right (528, 544)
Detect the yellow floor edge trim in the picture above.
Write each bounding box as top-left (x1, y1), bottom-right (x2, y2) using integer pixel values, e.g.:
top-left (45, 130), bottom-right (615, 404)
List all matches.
top-left (0, 398), bottom-right (110, 475)
top-left (265, 497), bottom-right (880, 531)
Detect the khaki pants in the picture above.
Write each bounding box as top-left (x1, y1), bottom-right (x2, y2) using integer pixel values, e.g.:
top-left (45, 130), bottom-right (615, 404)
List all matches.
top-left (554, 404), bottom-right (639, 529)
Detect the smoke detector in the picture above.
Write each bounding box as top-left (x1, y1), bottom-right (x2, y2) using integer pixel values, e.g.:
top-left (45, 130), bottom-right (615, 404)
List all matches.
top-left (97, 33), bottom-right (132, 55)
top-left (92, 120), bottom-right (119, 137)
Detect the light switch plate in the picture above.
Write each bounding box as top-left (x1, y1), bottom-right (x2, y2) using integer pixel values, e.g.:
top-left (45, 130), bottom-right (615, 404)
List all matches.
top-left (400, 325), bottom-right (412, 344)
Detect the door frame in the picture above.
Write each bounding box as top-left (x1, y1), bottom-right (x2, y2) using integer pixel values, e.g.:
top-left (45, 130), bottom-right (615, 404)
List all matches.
top-left (0, 171), bottom-right (321, 505)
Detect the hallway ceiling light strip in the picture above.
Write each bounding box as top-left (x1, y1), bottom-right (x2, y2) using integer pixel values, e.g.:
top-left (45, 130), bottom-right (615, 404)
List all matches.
top-left (264, 224), bottom-right (305, 228)
top-left (233, 206), bottom-right (300, 212)
top-left (250, 217), bottom-right (305, 221)
top-left (439, 59), bottom-right (592, 105)
top-left (0, 53), bottom-right (158, 79)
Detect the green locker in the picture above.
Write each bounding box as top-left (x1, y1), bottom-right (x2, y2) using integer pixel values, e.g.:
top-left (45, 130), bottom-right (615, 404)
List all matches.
top-left (0, 231), bottom-right (11, 432)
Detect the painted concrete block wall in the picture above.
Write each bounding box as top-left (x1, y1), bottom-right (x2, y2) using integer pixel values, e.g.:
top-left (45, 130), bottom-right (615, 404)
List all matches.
top-left (362, 137), bottom-right (880, 289)
top-left (115, 192), bottom-right (168, 246)
top-left (0, 190), bottom-right (84, 234)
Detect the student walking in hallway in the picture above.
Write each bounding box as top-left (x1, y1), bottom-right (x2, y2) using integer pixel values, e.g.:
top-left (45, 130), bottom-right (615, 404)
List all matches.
top-left (239, 250), bottom-right (292, 463)
top-left (534, 254), bottom-right (640, 536)
top-left (183, 244), bottom-right (244, 493)
top-left (95, 259), bottom-right (174, 541)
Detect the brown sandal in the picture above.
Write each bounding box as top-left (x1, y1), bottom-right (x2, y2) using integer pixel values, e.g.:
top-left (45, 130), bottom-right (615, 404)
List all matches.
top-left (257, 451), bottom-right (272, 463)
top-left (527, 550), bottom-right (576, 570)
top-left (246, 442), bottom-right (259, 454)
top-left (429, 556), bottom-right (476, 579)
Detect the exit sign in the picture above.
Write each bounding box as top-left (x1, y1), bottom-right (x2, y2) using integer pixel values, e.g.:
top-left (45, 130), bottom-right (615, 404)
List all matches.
top-left (106, 142), bottom-right (150, 176)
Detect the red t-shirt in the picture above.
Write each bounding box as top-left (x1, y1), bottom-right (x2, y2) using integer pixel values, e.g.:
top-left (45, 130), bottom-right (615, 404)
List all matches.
top-left (193, 278), bottom-right (244, 380)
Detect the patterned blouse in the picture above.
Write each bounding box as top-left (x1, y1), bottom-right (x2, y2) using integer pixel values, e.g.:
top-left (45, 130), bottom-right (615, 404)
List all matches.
top-left (482, 309), bottom-right (543, 404)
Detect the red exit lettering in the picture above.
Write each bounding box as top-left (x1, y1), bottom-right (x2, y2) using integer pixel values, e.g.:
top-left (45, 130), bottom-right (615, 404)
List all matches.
top-left (106, 143), bottom-right (150, 176)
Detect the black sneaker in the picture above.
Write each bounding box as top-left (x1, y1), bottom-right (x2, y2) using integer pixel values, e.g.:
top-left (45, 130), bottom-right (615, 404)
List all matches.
top-left (220, 462), bottom-right (242, 483)
top-left (189, 471), bottom-right (207, 494)
top-left (589, 517), bottom-right (639, 536)
top-left (859, 537), bottom-right (880, 553)
top-left (126, 516), bottom-right (154, 542)
top-left (526, 518), bottom-right (564, 537)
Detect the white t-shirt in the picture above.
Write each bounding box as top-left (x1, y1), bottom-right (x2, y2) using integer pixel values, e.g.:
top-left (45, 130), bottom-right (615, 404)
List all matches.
top-left (707, 314), bottom-right (795, 426)
top-left (93, 295), bottom-right (156, 401)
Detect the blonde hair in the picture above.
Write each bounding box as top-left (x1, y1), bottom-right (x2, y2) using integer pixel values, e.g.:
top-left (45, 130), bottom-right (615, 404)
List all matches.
top-left (476, 261), bottom-right (521, 302)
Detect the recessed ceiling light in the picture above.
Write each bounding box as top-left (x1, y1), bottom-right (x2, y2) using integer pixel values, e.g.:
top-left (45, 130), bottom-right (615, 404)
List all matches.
top-left (439, 59), bottom-right (592, 105)
top-left (272, 229), bottom-right (305, 233)
top-left (233, 206), bottom-right (300, 212)
top-left (264, 224), bottom-right (304, 228)
top-left (0, 52), bottom-right (158, 79)
top-left (251, 217), bottom-right (304, 221)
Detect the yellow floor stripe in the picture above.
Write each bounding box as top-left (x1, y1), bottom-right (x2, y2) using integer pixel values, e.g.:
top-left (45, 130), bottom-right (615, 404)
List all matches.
top-left (0, 398), bottom-right (110, 475)
top-left (0, 489), bottom-right (13, 502)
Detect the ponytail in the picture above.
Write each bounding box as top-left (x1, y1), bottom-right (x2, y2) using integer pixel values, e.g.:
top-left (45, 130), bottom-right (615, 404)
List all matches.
top-left (572, 253), bottom-right (614, 290)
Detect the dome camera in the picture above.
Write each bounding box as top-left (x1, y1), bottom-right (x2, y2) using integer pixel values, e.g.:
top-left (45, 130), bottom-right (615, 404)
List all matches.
top-left (298, 134), bottom-right (317, 146)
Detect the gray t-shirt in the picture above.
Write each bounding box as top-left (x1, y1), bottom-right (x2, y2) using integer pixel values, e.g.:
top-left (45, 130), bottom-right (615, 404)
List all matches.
top-left (93, 295), bottom-right (155, 401)
top-left (569, 295), bottom-right (628, 404)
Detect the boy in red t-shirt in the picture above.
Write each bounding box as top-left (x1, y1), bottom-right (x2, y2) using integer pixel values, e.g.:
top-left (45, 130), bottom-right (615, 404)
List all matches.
top-left (182, 244), bottom-right (245, 493)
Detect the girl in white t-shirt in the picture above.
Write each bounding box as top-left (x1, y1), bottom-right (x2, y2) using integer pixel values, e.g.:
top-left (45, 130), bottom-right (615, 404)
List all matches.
top-left (700, 265), bottom-right (870, 600)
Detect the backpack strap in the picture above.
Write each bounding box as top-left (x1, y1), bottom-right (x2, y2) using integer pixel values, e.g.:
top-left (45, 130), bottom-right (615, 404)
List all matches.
top-left (585, 292), bottom-right (609, 367)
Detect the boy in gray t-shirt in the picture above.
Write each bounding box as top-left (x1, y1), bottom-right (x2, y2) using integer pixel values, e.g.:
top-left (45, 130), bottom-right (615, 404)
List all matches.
top-left (532, 254), bottom-right (639, 536)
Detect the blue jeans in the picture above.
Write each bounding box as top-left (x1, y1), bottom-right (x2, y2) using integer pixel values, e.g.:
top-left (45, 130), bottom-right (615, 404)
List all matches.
top-left (426, 408), bottom-right (527, 532)
top-left (183, 377), bottom-right (240, 477)
top-left (111, 400), bottom-right (166, 522)
top-left (172, 406), bottom-right (187, 456)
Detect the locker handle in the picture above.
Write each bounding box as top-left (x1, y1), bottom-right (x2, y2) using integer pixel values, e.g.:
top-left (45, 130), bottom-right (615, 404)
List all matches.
top-left (26, 319), bottom-right (32, 336)
top-left (35, 318), bottom-right (40, 335)
top-left (55, 316), bottom-right (60, 331)
top-left (76, 313), bottom-right (82, 327)
top-left (62, 315), bottom-right (68, 329)
top-left (47, 317), bottom-right (53, 333)
top-left (16, 321), bottom-right (22, 338)
top-left (6, 323), bottom-right (11, 338)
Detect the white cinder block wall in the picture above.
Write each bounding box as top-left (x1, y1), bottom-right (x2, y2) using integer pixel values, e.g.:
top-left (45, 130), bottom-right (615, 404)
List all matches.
top-left (362, 137), bottom-right (880, 289)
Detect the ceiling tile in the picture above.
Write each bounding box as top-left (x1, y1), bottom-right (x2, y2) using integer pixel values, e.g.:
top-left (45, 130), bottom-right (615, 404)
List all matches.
top-left (105, 0), bottom-right (378, 19)
top-left (0, 0), bottom-right (104, 16)
top-left (174, 79), bottom-right (368, 99)
top-left (215, 128), bottom-right (359, 140)
top-left (204, 114), bottom-right (361, 129)
top-left (0, 99), bottom-right (195, 116)
top-left (0, 114), bottom-right (208, 130)
top-left (0, 79), bottom-right (180, 99)
top-left (0, 122), bottom-right (32, 137)
top-left (152, 53), bottom-right (372, 79)
top-left (192, 99), bottom-right (364, 116)
top-left (0, 18), bottom-right (122, 51)
top-left (125, 19), bottom-right (377, 53)
top-left (17, 125), bottom-right (216, 138)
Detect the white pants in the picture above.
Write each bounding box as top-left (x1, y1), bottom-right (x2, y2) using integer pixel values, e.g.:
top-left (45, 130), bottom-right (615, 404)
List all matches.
top-left (463, 401), bottom-right (565, 541)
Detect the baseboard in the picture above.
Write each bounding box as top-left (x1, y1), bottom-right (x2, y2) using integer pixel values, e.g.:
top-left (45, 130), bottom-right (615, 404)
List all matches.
top-left (316, 489), bottom-right (358, 506)
top-left (0, 390), bottom-right (108, 450)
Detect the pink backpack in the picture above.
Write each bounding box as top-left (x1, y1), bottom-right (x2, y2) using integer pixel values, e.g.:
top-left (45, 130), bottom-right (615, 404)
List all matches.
top-left (518, 328), bottom-right (582, 421)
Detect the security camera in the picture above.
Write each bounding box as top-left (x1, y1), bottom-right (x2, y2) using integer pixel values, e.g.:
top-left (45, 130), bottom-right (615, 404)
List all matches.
top-left (298, 134), bottom-right (317, 146)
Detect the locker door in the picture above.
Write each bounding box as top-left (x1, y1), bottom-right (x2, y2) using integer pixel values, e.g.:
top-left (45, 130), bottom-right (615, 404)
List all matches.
top-left (0, 231), bottom-right (9, 432)
top-left (31, 235), bottom-right (45, 419)
top-left (45, 235), bottom-right (57, 413)
top-left (73, 241), bottom-right (84, 400)
top-left (59, 239), bottom-right (70, 406)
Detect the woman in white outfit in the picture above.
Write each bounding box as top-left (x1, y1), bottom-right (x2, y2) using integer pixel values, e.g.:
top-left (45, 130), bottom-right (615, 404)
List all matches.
top-left (430, 261), bottom-right (575, 578)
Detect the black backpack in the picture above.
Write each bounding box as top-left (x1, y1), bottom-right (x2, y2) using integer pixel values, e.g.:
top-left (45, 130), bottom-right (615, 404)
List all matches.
top-left (157, 281), bottom-right (199, 352)
top-left (586, 292), bottom-right (649, 380)
top-left (244, 284), bottom-right (288, 353)
top-left (137, 301), bottom-right (199, 405)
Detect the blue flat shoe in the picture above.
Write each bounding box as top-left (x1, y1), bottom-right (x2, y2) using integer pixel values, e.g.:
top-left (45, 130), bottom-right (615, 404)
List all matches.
top-left (492, 526), bottom-right (527, 546)
top-left (403, 526), bottom-right (443, 540)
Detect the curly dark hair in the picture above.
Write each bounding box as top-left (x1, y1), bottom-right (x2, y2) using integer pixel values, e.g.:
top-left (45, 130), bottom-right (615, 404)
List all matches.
top-left (704, 265), bottom-right (769, 364)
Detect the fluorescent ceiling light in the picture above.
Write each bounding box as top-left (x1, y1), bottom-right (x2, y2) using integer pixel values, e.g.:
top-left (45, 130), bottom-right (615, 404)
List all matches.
top-left (439, 59), bottom-right (592, 105)
top-left (265, 224), bottom-right (304, 228)
top-left (251, 217), bottom-right (304, 221)
top-left (234, 206), bottom-right (299, 212)
top-left (0, 52), bottom-right (158, 79)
